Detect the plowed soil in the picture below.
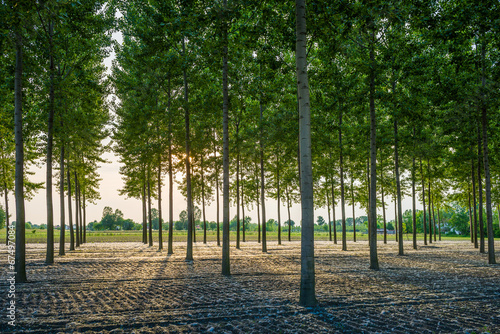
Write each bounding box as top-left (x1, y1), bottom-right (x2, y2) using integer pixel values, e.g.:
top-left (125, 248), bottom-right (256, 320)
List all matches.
top-left (1, 240), bottom-right (499, 333)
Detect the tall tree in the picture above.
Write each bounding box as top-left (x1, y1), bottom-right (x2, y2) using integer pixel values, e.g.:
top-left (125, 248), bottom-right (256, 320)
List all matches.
top-left (296, 0), bottom-right (317, 307)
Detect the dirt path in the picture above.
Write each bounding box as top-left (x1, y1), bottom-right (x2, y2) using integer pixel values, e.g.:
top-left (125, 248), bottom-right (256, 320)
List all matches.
top-left (1, 240), bottom-right (499, 333)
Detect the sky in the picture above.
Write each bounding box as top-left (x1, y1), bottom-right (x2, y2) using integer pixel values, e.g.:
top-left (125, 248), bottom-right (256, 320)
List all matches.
top-left (4, 25), bottom-right (417, 229)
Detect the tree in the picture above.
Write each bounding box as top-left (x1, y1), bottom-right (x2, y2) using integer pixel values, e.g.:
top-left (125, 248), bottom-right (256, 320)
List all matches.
top-left (296, 0), bottom-right (317, 307)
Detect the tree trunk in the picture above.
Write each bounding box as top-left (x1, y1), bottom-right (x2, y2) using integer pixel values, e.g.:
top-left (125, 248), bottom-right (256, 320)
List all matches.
top-left (480, 40), bottom-right (496, 263)
top-left (236, 127), bottom-right (240, 249)
top-left (420, 159), bottom-right (427, 245)
top-left (74, 171), bottom-right (80, 247)
top-left (468, 189), bottom-right (473, 243)
top-left (277, 154), bottom-right (281, 245)
top-left (296, 0), bottom-right (317, 306)
top-left (477, 125), bottom-right (485, 253)
top-left (67, 165), bottom-right (74, 251)
top-left (394, 198), bottom-right (398, 242)
top-left (326, 184), bottom-right (331, 242)
top-left (242, 181), bottom-right (246, 242)
top-left (182, 38), bottom-right (194, 262)
top-left (260, 100), bottom-right (267, 253)
top-left (339, 110), bottom-right (346, 251)
top-left (78, 177), bottom-right (83, 244)
top-left (351, 175), bottom-right (356, 242)
top-left (221, 0), bottom-right (230, 275)
top-left (394, 118), bottom-right (404, 255)
top-left (472, 161), bottom-right (479, 248)
top-left (472, 161), bottom-right (478, 248)
top-left (368, 27), bottom-right (379, 270)
top-left (214, 137), bottom-right (220, 247)
top-left (59, 144), bottom-right (65, 256)
top-left (191, 164), bottom-right (196, 243)
top-left (287, 187), bottom-right (292, 242)
top-left (142, 178), bottom-right (147, 244)
top-left (257, 167), bottom-right (261, 243)
top-left (367, 153), bottom-right (371, 245)
top-left (158, 158), bottom-right (163, 251)
top-left (331, 181), bottom-right (337, 244)
top-left (437, 207), bottom-right (442, 241)
top-left (4, 187), bottom-right (9, 246)
top-left (427, 161), bottom-right (432, 245)
top-left (432, 195), bottom-right (436, 242)
top-left (147, 173), bottom-right (153, 247)
top-left (202, 155), bottom-right (207, 245)
top-left (168, 76), bottom-right (173, 254)
top-left (14, 30), bottom-right (27, 282)
top-left (412, 127), bottom-right (417, 249)
top-left (46, 20), bottom-right (55, 265)
top-left (82, 191), bottom-right (86, 243)
top-left (381, 167), bottom-right (387, 244)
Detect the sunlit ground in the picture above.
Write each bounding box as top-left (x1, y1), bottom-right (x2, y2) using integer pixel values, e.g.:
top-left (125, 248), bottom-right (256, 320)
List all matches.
top-left (0, 239), bottom-right (499, 333)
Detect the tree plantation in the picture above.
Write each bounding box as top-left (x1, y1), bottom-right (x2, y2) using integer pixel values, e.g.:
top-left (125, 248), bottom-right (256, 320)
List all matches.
top-left (1, 0), bottom-right (499, 332)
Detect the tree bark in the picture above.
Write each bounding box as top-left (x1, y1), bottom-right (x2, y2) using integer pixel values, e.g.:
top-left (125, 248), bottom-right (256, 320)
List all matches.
top-left (59, 144), bottom-right (65, 256)
top-left (427, 161), bottom-right (432, 245)
top-left (339, 110), bottom-right (346, 251)
top-left (331, 179), bottom-right (337, 244)
top-left (412, 127), bottom-right (417, 249)
top-left (351, 175), bottom-right (356, 242)
top-left (277, 154), bottom-right (281, 245)
top-left (468, 189), bottom-right (473, 243)
top-left (236, 125), bottom-right (240, 249)
top-left (74, 171), bottom-right (80, 247)
top-left (182, 37), bottom-right (194, 262)
top-left (201, 155), bottom-right (207, 245)
top-left (287, 187), bottom-right (292, 242)
top-left (381, 166), bottom-right (387, 244)
top-left (142, 178), bottom-right (147, 244)
top-left (4, 186), bottom-right (9, 246)
top-left (46, 20), bottom-right (55, 265)
top-left (367, 153), bottom-right (371, 244)
top-left (82, 191), bottom-right (86, 243)
top-left (480, 39), bottom-right (496, 263)
top-left (420, 159), bottom-right (427, 246)
top-left (214, 136), bottom-right (220, 247)
top-left (472, 161), bottom-right (478, 248)
top-left (158, 158), bottom-right (163, 251)
top-left (432, 195), bottom-right (436, 242)
top-left (14, 30), bottom-right (27, 282)
top-left (296, 0), bottom-right (317, 306)
top-left (242, 181), bottom-right (246, 242)
top-left (78, 176), bottom-right (83, 244)
top-left (326, 183), bottom-right (331, 242)
top-left (147, 172), bottom-right (153, 247)
top-left (368, 28), bottom-right (379, 270)
top-left (394, 118), bottom-right (404, 255)
top-left (260, 100), bottom-right (267, 253)
top-left (256, 165), bottom-right (261, 243)
top-left (67, 165), bottom-right (74, 251)
top-left (221, 0), bottom-right (230, 275)
top-left (394, 198), bottom-right (398, 242)
top-left (437, 207), bottom-right (441, 241)
top-left (168, 76), bottom-right (173, 254)
top-left (477, 125), bottom-right (485, 253)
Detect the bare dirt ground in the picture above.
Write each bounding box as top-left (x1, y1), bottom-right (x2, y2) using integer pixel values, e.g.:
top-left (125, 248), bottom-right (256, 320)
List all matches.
top-left (1, 240), bottom-right (499, 333)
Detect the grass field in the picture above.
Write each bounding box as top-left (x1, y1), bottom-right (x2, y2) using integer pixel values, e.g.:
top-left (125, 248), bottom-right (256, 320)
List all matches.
top-left (0, 228), bottom-right (471, 244)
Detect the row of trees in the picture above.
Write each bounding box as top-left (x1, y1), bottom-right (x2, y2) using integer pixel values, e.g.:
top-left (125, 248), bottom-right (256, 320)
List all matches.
top-left (2, 0), bottom-right (114, 282)
top-left (111, 0), bottom-right (499, 306)
top-left (4, 0), bottom-right (499, 306)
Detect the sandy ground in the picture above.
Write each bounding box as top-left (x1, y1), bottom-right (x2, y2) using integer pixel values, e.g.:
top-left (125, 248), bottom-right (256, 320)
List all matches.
top-left (0, 239), bottom-right (499, 333)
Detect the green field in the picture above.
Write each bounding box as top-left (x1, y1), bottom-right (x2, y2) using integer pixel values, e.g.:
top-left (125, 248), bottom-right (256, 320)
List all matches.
top-left (0, 228), bottom-right (471, 244)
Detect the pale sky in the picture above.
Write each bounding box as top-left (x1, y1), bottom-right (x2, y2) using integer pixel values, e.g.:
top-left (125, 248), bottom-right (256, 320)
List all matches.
top-left (4, 26), bottom-right (415, 228)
